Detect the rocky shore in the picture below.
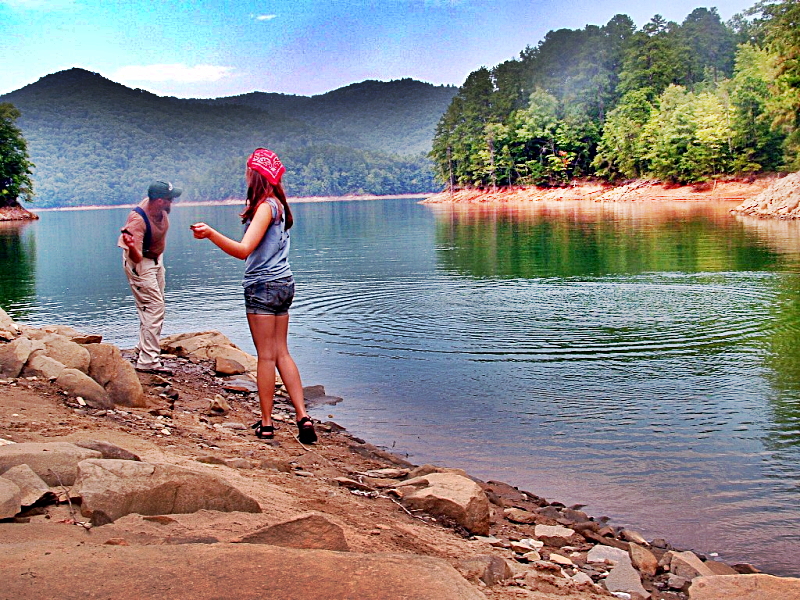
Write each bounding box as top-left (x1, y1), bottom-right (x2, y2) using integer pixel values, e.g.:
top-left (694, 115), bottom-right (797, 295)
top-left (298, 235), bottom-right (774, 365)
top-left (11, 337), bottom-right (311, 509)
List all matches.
top-left (1, 307), bottom-right (799, 599)
top-left (729, 172), bottom-right (800, 219)
top-left (423, 178), bottom-right (774, 205)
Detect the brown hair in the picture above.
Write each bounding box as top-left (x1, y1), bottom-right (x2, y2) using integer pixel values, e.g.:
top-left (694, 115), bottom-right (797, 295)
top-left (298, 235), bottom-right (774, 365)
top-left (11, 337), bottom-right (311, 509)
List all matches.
top-left (240, 167), bottom-right (293, 229)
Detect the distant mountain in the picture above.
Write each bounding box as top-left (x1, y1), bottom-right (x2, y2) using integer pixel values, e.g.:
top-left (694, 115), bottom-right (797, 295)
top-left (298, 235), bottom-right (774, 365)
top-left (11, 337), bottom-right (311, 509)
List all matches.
top-left (1, 69), bottom-right (456, 207)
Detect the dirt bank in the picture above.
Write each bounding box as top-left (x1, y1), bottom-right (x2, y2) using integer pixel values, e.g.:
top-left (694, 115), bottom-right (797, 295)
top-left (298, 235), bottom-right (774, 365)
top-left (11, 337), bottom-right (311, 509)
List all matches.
top-left (0, 203), bottom-right (39, 221)
top-left (423, 178), bottom-right (774, 205)
top-left (730, 172), bottom-right (800, 219)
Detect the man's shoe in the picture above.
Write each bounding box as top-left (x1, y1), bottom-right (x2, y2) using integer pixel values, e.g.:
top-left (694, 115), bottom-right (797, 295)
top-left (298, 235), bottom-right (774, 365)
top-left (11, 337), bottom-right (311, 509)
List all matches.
top-left (135, 364), bottom-right (173, 375)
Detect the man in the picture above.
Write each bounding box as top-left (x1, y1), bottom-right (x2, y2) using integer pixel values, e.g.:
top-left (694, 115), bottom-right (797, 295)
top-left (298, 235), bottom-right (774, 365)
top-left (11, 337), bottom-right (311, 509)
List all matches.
top-left (118, 180), bottom-right (181, 373)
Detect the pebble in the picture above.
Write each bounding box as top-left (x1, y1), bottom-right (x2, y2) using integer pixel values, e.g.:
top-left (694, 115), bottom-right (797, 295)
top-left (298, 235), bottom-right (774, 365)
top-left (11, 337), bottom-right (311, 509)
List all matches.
top-left (294, 470), bottom-right (314, 477)
top-left (548, 553), bottom-right (574, 566)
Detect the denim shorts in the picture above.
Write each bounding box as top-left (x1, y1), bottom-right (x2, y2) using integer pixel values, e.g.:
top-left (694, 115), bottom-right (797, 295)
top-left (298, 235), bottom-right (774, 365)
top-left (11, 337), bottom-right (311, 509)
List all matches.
top-left (244, 277), bottom-right (295, 316)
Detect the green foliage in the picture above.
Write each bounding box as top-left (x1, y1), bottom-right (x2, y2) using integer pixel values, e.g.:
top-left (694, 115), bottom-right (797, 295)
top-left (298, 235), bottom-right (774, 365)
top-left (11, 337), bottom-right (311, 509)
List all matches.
top-left (431, 3), bottom-right (798, 189)
top-left (0, 103), bottom-right (34, 207)
top-left (0, 69), bottom-right (453, 207)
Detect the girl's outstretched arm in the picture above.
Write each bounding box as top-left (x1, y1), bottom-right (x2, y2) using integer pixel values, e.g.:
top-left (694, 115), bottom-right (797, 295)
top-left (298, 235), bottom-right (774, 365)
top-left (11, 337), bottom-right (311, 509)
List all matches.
top-left (190, 202), bottom-right (274, 260)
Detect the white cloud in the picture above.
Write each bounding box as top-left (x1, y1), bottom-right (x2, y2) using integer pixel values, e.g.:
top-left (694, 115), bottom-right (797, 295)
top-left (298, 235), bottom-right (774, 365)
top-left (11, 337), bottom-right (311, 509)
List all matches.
top-left (252, 13), bottom-right (277, 21)
top-left (113, 64), bottom-right (235, 84)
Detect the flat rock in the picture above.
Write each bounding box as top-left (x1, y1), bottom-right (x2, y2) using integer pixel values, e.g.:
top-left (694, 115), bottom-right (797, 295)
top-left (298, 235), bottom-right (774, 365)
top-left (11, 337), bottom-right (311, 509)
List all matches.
top-left (454, 554), bottom-right (513, 586)
top-left (504, 507), bottom-right (537, 524)
top-left (399, 472), bottom-right (490, 535)
top-left (0, 463), bottom-right (54, 506)
top-left (620, 529), bottom-right (648, 545)
top-left (0, 441), bottom-right (102, 486)
top-left (0, 477), bottom-right (21, 518)
top-left (588, 544), bottom-right (630, 565)
top-left (74, 459), bottom-right (261, 523)
top-left (671, 550), bottom-right (716, 580)
top-left (0, 543), bottom-right (485, 600)
top-left (73, 440), bottom-right (141, 461)
top-left (234, 513), bottom-right (349, 552)
top-left (605, 558), bottom-right (648, 598)
top-left (21, 353), bottom-right (65, 380)
top-left (55, 368), bottom-right (112, 408)
top-left (85, 343), bottom-right (145, 407)
top-left (689, 574), bottom-right (800, 599)
top-left (534, 523), bottom-right (579, 546)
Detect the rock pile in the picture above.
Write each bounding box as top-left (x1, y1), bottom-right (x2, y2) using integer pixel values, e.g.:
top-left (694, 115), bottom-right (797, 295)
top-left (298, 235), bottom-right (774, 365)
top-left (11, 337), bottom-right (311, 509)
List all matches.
top-left (731, 172), bottom-right (800, 219)
top-left (0, 309), bottom-right (143, 408)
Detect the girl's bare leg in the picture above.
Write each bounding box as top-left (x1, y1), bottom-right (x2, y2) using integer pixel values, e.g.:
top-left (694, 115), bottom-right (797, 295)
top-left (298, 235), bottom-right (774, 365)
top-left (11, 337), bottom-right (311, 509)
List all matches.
top-left (274, 314), bottom-right (310, 421)
top-left (247, 313), bottom-right (278, 426)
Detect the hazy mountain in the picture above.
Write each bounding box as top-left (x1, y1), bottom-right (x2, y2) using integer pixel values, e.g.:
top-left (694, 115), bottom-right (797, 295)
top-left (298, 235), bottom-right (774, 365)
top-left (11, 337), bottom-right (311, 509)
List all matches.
top-left (1, 69), bottom-right (455, 207)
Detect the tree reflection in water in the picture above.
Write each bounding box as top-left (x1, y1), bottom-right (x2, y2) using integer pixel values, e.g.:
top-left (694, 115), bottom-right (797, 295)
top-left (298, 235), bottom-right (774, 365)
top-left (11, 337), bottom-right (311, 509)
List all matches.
top-left (0, 221), bottom-right (37, 318)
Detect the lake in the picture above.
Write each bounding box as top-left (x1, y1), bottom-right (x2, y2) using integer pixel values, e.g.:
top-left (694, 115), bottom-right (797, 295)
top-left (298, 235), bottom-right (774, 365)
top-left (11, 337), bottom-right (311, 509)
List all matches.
top-left (3, 197), bottom-right (800, 575)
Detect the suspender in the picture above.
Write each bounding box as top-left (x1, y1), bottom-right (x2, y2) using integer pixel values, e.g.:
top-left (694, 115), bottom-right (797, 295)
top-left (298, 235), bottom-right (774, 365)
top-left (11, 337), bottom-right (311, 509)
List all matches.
top-left (133, 206), bottom-right (152, 255)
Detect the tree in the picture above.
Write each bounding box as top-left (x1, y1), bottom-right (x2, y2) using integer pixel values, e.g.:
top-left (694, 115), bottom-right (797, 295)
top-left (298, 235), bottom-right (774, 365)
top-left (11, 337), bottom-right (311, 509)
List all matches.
top-left (0, 103), bottom-right (34, 207)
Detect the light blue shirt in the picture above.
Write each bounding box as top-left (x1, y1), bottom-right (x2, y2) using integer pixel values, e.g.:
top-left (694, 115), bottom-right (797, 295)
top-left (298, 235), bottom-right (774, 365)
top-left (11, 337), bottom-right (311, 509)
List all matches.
top-left (242, 199), bottom-right (292, 287)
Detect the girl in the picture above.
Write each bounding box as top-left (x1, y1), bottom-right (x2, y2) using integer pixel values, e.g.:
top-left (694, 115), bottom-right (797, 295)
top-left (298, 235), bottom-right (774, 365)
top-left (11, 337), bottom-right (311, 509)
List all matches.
top-left (191, 148), bottom-right (317, 444)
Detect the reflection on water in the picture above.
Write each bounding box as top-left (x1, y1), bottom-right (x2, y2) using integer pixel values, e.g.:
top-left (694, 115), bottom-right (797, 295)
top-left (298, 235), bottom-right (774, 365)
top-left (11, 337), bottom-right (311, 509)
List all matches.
top-left (0, 222), bottom-right (36, 317)
top-left (6, 199), bottom-right (800, 576)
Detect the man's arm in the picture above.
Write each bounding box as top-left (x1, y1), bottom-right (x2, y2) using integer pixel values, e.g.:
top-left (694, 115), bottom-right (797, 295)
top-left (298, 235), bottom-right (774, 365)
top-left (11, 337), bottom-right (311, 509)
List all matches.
top-left (121, 230), bottom-right (143, 263)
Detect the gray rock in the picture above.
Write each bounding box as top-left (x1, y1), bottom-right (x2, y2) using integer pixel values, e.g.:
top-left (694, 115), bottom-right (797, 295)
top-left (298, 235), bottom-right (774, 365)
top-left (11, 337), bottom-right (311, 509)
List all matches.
top-left (0, 463), bottom-right (54, 506)
top-left (207, 394), bottom-right (231, 415)
top-left (604, 558), bottom-right (648, 598)
top-left (55, 368), bottom-right (111, 408)
top-left (84, 343), bottom-right (145, 407)
top-left (0, 477), bottom-right (22, 518)
top-left (668, 574), bottom-right (689, 590)
top-left (588, 544), bottom-right (631, 565)
top-left (689, 574), bottom-right (800, 599)
top-left (620, 529), bottom-right (648, 545)
top-left (73, 440), bottom-right (140, 461)
top-left (0, 336), bottom-right (40, 378)
top-left (0, 544), bottom-right (486, 600)
top-left (454, 554), bottom-right (513, 586)
top-left (534, 523), bottom-right (579, 546)
top-left (160, 331), bottom-right (257, 371)
top-left (74, 459), bottom-right (261, 523)
top-left (0, 441), bottom-right (102, 486)
top-left (536, 505), bottom-right (562, 521)
top-left (40, 333), bottom-right (91, 372)
top-left (234, 513), bottom-right (349, 551)
top-left (670, 550), bottom-right (716, 580)
top-left (399, 472), bottom-right (490, 535)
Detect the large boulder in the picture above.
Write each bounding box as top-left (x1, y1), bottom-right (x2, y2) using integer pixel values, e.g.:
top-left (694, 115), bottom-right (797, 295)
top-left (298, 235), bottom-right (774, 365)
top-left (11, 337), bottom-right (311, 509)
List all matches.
top-left (234, 513), bottom-right (349, 551)
top-left (689, 574), bottom-right (800, 599)
top-left (0, 336), bottom-right (42, 378)
top-left (160, 331), bottom-right (257, 372)
top-left (0, 544), bottom-right (486, 600)
top-left (21, 353), bottom-right (66, 380)
top-left (398, 472), bottom-right (490, 535)
top-left (671, 550), bottom-right (716, 580)
top-left (0, 463), bottom-right (54, 506)
top-left (73, 459), bottom-right (261, 523)
top-left (604, 557), bottom-right (648, 598)
top-left (84, 343), bottom-right (145, 407)
top-left (39, 333), bottom-right (91, 373)
top-left (55, 368), bottom-right (112, 408)
top-left (0, 441), bottom-right (102, 486)
top-left (0, 477), bottom-right (21, 518)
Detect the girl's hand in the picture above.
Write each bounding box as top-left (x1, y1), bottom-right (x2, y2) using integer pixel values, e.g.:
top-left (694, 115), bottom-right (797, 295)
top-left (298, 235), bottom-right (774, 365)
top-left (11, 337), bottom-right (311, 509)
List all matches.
top-left (190, 223), bottom-right (213, 239)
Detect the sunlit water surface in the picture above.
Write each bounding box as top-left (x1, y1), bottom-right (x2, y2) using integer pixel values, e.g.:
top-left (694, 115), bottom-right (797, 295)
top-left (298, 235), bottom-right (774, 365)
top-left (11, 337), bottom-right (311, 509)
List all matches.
top-left (3, 198), bottom-right (800, 575)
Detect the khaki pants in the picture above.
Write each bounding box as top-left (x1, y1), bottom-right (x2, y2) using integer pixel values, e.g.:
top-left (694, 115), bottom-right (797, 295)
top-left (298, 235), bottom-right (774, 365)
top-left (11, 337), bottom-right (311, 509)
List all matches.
top-left (123, 253), bottom-right (166, 369)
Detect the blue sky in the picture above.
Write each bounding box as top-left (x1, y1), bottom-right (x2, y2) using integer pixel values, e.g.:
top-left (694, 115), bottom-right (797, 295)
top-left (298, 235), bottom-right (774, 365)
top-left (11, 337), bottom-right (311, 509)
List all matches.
top-left (1, 0), bottom-right (757, 99)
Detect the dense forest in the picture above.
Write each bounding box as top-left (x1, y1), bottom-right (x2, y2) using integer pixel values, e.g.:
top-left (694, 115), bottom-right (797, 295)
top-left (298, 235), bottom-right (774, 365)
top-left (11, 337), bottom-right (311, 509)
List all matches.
top-left (0, 69), bottom-right (455, 207)
top-left (431, 1), bottom-right (800, 188)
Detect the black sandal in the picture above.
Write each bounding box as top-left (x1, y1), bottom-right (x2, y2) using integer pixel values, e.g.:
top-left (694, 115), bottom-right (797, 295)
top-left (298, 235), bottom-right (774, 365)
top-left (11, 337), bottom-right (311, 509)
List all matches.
top-left (251, 420), bottom-right (274, 440)
top-left (296, 416), bottom-right (317, 445)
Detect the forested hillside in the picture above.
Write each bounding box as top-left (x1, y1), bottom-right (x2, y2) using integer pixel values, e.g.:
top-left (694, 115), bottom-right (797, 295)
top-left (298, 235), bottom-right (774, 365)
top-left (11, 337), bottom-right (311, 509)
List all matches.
top-left (0, 69), bottom-right (455, 207)
top-left (431, 2), bottom-right (800, 188)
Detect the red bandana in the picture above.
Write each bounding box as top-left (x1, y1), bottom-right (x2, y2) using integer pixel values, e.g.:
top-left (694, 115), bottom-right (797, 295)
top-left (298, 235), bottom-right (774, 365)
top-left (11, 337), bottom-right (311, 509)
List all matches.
top-left (247, 148), bottom-right (285, 185)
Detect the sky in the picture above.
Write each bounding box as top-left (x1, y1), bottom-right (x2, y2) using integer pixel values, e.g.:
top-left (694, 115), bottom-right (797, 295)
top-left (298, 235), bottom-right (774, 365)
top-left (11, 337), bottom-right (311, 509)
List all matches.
top-left (1, 0), bottom-right (758, 99)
